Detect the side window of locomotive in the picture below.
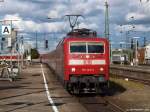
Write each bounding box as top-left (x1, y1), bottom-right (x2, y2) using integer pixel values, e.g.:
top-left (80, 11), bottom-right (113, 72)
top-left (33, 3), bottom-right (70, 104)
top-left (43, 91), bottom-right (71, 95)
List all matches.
top-left (88, 42), bottom-right (104, 53)
top-left (70, 42), bottom-right (86, 53)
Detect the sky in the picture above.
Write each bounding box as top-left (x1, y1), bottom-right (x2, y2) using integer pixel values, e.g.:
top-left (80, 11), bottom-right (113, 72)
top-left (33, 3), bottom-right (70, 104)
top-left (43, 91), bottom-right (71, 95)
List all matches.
top-left (0, 0), bottom-right (150, 53)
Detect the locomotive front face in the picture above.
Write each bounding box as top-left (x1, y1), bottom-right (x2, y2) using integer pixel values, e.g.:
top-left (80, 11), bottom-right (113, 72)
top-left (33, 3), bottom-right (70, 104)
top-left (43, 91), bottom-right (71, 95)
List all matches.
top-left (64, 39), bottom-right (109, 84)
top-left (43, 28), bottom-right (110, 94)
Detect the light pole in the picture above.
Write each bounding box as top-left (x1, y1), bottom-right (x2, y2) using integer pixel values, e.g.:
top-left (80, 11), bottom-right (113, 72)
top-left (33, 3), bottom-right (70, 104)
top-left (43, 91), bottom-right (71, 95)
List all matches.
top-left (104, 0), bottom-right (109, 40)
top-left (22, 36), bottom-right (24, 68)
top-left (119, 25), bottom-right (126, 47)
top-left (126, 24), bottom-right (135, 48)
top-left (132, 37), bottom-right (141, 66)
top-left (35, 31), bottom-right (38, 50)
top-left (119, 42), bottom-right (126, 65)
top-left (104, 0), bottom-right (111, 64)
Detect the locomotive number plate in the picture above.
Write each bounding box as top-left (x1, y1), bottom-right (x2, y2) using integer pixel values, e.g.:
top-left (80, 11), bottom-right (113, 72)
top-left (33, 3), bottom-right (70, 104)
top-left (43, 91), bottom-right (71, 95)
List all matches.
top-left (84, 60), bottom-right (92, 64)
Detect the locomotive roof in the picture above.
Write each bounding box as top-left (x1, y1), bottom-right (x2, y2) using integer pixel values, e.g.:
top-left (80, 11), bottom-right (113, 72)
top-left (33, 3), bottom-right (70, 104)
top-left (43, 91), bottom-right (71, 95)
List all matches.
top-left (63, 37), bottom-right (109, 46)
top-left (56, 28), bottom-right (109, 48)
top-left (67, 28), bottom-right (97, 38)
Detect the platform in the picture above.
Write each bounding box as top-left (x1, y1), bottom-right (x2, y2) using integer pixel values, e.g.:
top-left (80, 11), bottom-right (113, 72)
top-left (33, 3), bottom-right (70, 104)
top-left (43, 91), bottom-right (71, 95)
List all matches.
top-left (0, 63), bottom-right (87, 112)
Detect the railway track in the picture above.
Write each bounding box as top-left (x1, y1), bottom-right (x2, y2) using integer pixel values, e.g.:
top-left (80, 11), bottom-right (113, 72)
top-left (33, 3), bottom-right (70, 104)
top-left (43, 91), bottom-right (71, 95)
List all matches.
top-left (76, 95), bottom-right (126, 112)
top-left (73, 71), bottom-right (150, 112)
top-left (45, 63), bottom-right (126, 112)
top-left (129, 78), bottom-right (150, 86)
top-left (110, 65), bottom-right (150, 86)
top-left (111, 74), bottom-right (150, 86)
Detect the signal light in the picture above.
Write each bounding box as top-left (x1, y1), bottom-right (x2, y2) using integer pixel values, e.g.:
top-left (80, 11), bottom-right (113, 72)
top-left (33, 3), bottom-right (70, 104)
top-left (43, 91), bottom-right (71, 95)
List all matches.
top-left (16, 43), bottom-right (19, 51)
top-left (2, 37), bottom-right (5, 41)
top-left (1, 42), bottom-right (3, 50)
top-left (131, 39), bottom-right (134, 49)
top-left (45, 40), bottom-right (48, 48)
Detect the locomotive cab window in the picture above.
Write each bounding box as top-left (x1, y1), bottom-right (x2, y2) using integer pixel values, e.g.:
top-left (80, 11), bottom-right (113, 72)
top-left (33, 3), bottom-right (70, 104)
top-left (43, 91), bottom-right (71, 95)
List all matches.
top-left (70, 42), bottom-right (104, 54)
top-left (88, 42), bottom-right (104, 53)
top-left (70, 42), bottom-right (86, 53)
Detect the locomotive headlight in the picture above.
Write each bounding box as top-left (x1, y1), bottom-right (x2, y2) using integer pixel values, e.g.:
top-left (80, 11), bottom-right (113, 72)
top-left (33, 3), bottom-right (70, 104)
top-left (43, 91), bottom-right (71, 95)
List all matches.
top-left (71, 68), bottom-right (76, 72)
top-left (100, 67), bottom-right (104, 72)
top-left (86, 55), bottom-right (90, 59)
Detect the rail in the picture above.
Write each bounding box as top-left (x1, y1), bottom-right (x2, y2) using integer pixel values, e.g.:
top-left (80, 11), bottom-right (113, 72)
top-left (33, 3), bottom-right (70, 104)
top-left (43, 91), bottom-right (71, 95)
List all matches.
top-left (77, 95), bottom-right (126, 112)
top-left (110, 65), bottom-right (150, 85)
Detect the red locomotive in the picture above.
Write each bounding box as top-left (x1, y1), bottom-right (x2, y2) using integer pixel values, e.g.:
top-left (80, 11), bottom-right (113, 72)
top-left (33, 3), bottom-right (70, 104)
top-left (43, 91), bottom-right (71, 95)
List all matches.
top-left (42, 29), bottom-right (109, 94)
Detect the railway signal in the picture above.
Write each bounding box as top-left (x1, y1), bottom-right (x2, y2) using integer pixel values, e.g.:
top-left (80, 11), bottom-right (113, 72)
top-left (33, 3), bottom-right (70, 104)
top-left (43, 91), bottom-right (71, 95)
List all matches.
top-left (1, 37), bottom-right (5, 41)
top-left (144, 37), bottom-right (146, 47)
top-left (1, 42), bottom-right (3, 50)
top-left (104, 0), bottom-right (110, 40)
top-left (16, 43), bottom-right (19, 51)
top-left (137, 40), bottom-right (139, 48)
top-left (131, 39), bottom-right (134, 50)
top-left (35, 31), bottom-right (38, 50)
top-left (45, 40), bottom-right (48, 49)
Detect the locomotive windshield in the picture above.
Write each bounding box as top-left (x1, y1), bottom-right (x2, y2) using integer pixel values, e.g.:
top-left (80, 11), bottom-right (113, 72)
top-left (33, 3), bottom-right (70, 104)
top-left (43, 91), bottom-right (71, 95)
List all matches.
top-left (88, 43), bottom-right (104, 53)
top-left (70, 42), bottom-right (86, 53)
top-left (70, 42), bottom-right (104, 53)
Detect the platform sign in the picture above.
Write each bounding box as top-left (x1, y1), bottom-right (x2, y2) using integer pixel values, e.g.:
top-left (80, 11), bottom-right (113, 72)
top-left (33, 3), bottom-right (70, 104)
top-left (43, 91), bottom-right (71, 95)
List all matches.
top-left (1, 25), bottom-right (11, 35)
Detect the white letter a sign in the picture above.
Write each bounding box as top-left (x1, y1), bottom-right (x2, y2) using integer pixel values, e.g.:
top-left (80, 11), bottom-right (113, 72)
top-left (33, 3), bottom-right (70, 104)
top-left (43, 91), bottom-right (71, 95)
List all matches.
top-left (2, 25), bottom-right (11, 35)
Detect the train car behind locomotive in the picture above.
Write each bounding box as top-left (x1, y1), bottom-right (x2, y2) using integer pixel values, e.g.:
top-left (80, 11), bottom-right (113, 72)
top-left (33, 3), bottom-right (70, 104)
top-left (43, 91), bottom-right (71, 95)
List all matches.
top-left (42, 29), bottom-right (109, 94)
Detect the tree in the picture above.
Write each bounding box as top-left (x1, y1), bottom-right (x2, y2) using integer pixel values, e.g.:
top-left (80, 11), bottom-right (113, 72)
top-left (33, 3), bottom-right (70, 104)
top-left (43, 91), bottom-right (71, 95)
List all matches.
top-left (31, 48), bottom-right (39, 59)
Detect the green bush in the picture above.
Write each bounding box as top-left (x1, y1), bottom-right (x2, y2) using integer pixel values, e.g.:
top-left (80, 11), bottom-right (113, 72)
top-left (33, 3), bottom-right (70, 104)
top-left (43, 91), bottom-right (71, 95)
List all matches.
top-left (31, 48), bottom-right (39, 59)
